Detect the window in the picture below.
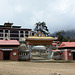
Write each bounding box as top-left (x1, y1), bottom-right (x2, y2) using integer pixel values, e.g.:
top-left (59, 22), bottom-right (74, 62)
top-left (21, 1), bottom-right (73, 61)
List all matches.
top-left (0, 30), bottom-right (3, 32)
top-left (25, 31), bottom-right (28, 34)
top-left (5, 30), bottom-right (8, 33)
top-left (20, 31), bottom-right (23, 33)
top-left (18, 53), bottom-right (28, 56)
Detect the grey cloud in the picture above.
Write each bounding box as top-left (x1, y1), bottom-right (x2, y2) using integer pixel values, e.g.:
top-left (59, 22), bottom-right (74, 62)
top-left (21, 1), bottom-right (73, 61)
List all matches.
top-left (0, 0), bottom-right (75, 33)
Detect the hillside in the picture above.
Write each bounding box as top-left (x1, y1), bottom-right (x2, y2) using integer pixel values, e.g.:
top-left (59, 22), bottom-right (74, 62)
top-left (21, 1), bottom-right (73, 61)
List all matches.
top-left (51, 30), bottom-right (75, 39)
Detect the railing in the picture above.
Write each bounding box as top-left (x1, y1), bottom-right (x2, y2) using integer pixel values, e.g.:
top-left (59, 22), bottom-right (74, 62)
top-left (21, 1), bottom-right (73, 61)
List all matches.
top-left (0, 37), bottom-right (3, 38)
top-left (10, 37), bottom-right (19, 38)
top-left (0, 32), bottom-right (29, 35)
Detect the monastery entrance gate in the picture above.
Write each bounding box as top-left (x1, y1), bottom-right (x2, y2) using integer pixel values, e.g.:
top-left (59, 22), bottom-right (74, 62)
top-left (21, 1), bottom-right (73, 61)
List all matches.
top-left (26, 35), bottom-right (57, 60)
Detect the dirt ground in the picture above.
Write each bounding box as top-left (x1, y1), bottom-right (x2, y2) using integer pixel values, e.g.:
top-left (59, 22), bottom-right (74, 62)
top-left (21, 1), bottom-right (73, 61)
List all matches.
top-left (0, 61), bottom-right (75, 75)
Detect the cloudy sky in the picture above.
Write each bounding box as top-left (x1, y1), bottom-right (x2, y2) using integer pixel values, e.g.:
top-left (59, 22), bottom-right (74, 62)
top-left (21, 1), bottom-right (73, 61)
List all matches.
top-left (0, 0), bottom-right (75, 33)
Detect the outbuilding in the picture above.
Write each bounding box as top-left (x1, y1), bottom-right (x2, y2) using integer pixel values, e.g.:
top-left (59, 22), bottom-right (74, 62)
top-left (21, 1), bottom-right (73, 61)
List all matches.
top-left (58, 42), bottom-right (75, 60)
top-left (0, 40), bottom-right (19, 60)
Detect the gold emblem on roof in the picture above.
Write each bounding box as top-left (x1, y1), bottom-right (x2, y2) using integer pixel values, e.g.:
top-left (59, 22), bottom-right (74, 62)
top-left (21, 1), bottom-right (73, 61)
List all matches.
top-left (34, 33), bottom-right (37, 37)
top-left (38, 31), bottom-right (41, 34)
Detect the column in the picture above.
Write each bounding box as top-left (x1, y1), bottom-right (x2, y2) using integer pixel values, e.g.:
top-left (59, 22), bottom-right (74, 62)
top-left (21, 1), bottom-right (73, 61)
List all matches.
top-left (28, 45), bottom-right (32, 60)
top-left (19, 31), bottom-right (20, 41)
top-left (3, 30), bottom-right (5, 40)
top-left (28, 31), bottom-right (31, 36)
top-left (48, 45), bottom-right (52, 60)
top-left (23, 31), bottom-right (25, 38)
top-left (31, 31), bottom-right (32, 36)
top-left (8, 30), bottom-right (10, 40)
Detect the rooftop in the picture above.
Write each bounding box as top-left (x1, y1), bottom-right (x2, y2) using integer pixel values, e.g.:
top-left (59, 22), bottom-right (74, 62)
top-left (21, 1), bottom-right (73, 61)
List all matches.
top-left (26, 36), bottom-right (57, 41)
top-left (0, 22), bottom-right (31, 30)
top-left (0, 40), bottom-right (20, 45)
top-left (58, 42), bottom-right (75, 48)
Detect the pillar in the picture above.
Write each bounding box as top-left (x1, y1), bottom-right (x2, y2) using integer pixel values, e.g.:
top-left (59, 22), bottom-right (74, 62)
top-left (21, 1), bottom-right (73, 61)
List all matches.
top-left (48, 45), bottom-right (52, 60)
top-left (28, 31), bottom-right (31, 36)
top-left (19, 31), bottom-right (20, 41)
top-left (28, 45), bottom-right (32, 60)
top-left (23, 31), bottom-right (25, 38)
top-left (3, 30), bottom-right (5, 40)
top-left (30, 31), bottom-right (32, 36)
top-left (8, 30), bottom-right (10, 40)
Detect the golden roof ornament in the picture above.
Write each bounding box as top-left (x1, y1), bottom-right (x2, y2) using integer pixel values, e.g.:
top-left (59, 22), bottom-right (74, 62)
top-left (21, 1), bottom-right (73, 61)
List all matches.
top-left (34, 33), bottom-right (37, 37)
top-left (42, 34), bottom-right (46, 37)
top-left (38, 31), bottom-right (41, 34)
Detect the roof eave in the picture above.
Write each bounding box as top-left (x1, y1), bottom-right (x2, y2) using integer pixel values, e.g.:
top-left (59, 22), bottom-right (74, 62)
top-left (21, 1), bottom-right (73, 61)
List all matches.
top-left (26, 38), bottom-right (57, 41)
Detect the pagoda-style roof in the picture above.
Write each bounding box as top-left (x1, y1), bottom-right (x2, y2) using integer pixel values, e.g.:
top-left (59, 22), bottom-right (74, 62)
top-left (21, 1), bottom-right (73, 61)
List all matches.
top-left (26, 31), bottom-right (57, 45)
top-left (4, 22), bottom-right (13, 26)
top-left (0, 22), bottom-right (31, 31)
top-left (26, 36), bottom-right (57, 41)
top-left (26, 36), bottom-right (57, 45)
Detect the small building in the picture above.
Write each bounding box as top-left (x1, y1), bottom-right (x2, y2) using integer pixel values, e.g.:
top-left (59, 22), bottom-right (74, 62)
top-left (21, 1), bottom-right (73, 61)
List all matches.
top-left (0, 40), bottom-right (19, 60)
top-left (58, 42), bottom-right (75, 60)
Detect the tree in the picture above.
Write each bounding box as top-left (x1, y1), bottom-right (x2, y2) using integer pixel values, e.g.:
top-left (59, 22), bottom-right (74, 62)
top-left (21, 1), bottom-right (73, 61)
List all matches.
top-left (34, 22), bottom-right (50, 36)
top-left (71, 38), bottom-right (75, 42)
top-left (56, 30), bottom-right (66, 42)
top-left (66, 36), bottom-right (70, 41)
